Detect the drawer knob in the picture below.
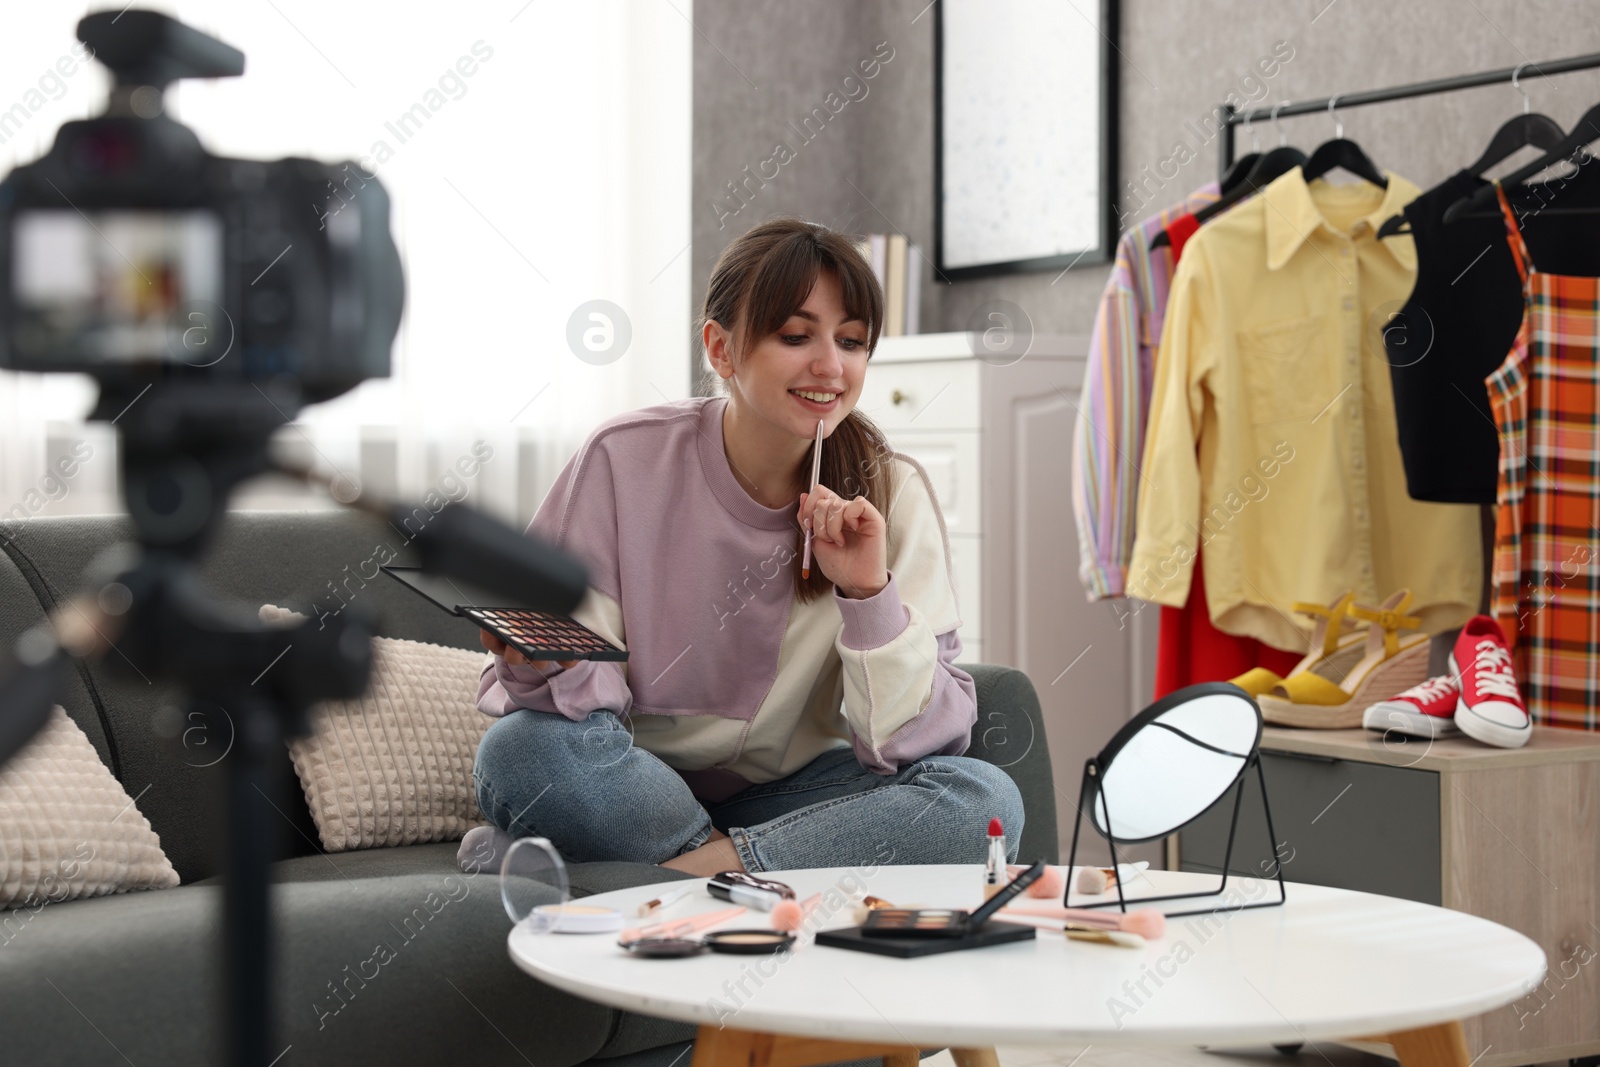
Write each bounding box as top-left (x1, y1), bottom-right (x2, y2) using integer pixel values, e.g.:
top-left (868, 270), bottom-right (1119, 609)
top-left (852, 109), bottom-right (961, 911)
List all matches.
top-left (891, 389), bottom-right (910, 406)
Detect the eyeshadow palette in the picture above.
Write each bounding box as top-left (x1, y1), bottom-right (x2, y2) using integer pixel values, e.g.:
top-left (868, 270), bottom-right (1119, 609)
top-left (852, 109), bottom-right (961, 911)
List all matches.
top-left (462, 606), bottom-right (628, 662)
top-left (861, 908), bottom-right (968, 937)
top-left (380, 566), bottom-right (628, 662)
top-left (858, 859), bottom-right (1047, 939)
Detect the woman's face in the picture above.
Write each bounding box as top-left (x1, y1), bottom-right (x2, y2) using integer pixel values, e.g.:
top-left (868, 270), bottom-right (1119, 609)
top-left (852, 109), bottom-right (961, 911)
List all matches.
top-left (726, 270), bottom-right (868, 441)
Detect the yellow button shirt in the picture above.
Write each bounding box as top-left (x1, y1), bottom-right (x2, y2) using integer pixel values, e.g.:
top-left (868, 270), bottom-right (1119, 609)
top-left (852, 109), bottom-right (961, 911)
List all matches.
top-left (1126, 168), bottom-right (1482, 650)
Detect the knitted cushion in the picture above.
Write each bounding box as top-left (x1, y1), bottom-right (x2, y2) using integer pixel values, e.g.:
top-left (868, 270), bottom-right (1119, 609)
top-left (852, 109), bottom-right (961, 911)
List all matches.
top-left (1, 706), bottom-right (178, 911)
top-left (266, 606), bottom-right (491, 852)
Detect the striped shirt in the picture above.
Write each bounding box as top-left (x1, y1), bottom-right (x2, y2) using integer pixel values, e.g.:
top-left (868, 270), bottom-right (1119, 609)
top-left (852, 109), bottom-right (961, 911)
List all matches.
top-left (1071, 184), bottom-right (1220, 601)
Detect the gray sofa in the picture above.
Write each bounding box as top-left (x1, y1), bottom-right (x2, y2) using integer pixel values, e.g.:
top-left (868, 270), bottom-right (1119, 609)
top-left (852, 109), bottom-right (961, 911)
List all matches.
top-left (0, 509), bottom-right (1058, 1067)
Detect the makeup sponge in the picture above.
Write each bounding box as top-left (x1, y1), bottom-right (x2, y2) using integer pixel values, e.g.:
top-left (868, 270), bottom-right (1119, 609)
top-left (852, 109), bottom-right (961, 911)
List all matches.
top-left (1009, 864), bottom-right (1066, 898)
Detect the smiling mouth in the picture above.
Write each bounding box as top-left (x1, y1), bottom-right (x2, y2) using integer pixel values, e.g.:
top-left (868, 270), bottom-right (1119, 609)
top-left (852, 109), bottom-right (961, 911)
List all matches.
top-left (790, 389), bottom-right (839, 403)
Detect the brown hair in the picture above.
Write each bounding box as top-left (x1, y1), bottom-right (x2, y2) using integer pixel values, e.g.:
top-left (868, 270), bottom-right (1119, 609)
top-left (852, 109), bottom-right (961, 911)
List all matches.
top-left (700, 217), bottom-right (895, 601)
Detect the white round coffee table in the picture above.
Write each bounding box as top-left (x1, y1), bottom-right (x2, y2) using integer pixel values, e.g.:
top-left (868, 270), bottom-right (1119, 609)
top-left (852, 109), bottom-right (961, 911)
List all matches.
top-left (509, 866), bottom-right (1543, 1067)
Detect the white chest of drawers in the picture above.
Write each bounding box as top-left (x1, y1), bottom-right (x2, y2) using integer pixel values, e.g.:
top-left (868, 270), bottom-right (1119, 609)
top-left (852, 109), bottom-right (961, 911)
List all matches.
top-left (863, 332), bottom-right (1159, 860)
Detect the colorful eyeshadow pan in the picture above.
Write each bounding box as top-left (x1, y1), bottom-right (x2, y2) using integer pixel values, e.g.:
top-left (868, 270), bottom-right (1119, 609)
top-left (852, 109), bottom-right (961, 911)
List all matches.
top-left (463, 606), bottom-right (628, 662)
top-left (860, 908), bottom-right (970, 938)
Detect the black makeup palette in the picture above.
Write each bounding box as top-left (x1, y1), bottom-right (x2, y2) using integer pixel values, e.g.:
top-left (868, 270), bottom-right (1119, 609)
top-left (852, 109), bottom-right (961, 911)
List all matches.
top-left (461, 606), bottom-right (627, 662)
top-left (858, 859), bottom-right (1045, 939)
top-left (381, 566), bottom-right (628, 662)
top-left (816, 860), bottom-right (1045, 958)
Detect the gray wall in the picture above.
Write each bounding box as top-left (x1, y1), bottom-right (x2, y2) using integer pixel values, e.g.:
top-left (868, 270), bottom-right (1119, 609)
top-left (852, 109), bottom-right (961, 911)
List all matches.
top-left (691, 0), bottom-right (1600, 356)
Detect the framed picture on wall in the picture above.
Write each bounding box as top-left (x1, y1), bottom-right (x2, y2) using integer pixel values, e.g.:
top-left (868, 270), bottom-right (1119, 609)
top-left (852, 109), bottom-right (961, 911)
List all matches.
top-left (934, 0), bottom-right (1118, 280)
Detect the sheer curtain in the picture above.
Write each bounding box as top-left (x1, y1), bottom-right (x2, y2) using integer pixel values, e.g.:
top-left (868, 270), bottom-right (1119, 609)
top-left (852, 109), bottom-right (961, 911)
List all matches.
top-left (0, 1), bottom-right (690, 524)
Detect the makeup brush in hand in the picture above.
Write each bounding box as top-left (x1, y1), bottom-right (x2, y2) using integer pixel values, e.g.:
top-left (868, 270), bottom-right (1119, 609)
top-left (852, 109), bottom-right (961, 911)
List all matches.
top-left (800, 419), bottom-right (823, 579)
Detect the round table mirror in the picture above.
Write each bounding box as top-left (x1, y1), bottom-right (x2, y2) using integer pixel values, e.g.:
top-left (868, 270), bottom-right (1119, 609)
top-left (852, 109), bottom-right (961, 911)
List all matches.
top-left (1089, 682), bottom-right (1262, 843)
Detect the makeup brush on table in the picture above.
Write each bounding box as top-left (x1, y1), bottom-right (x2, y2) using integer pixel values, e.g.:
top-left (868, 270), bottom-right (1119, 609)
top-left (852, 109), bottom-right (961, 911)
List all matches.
top-left (636, 884), bottom-right (695, 918)
top-left (770, 892), bottom-right (823, 933)
top-left (999, 903), bottom-right (1166, 947)
top-left (1072, 861), bottom-right (1150, 895)
top-left (617, 905), bottom-right (746, 946)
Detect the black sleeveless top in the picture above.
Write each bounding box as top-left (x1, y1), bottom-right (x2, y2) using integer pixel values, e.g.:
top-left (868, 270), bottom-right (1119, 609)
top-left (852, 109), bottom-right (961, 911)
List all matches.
top-left (1384, 165), bottom-right (1600, 503)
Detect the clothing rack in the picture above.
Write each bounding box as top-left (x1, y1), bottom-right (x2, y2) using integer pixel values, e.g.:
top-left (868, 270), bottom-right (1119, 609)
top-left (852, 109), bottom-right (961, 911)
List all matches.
top-left (1217, 50), bottom-right (1600, 176)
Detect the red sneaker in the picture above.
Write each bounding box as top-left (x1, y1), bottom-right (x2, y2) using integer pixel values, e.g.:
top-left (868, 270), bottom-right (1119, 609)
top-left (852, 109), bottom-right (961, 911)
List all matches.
top-left (1363, 676), bottom-right (1462, 739)
top-left (1448, 616), bottom-right (1531, 749)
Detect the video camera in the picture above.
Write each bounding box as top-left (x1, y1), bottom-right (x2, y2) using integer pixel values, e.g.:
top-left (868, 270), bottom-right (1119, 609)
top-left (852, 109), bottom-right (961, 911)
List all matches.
top-left (0, 9), bottom-right (403, 405)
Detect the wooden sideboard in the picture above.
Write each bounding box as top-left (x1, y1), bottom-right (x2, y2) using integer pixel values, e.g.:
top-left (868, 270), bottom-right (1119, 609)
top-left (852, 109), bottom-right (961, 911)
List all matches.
top-left (1177, 724), bottom-right (1600, 1067)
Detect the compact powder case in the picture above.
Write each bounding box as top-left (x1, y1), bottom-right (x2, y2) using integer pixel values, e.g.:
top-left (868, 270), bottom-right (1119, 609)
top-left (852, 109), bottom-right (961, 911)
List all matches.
top-left (622, 937), bottom-right (707, 958)
top-left (701, 929), bottom-right (795, 955)
top-left (620, 929), bottom-right (794, 958)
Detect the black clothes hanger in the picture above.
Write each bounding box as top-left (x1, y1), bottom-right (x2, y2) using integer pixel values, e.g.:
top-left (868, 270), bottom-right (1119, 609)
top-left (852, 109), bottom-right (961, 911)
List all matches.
top-left (1301, 95), bottom-right (1388, 189)
top-left (1374, 214), bottom-right (1407, 240)
top-left (1302, 138), bottom-right (1388, 187)
top-left (1220, 152), bottom-right (1261, 196)
top-left (1444, 103), bottom-right (1600, 223)
top-left (1377, 113), bottom-right (1566, 238)
top-left (1465, 112), bottom-right (1567, 175)
top-left (1380, 69), bottom-right (1567, 238)
top-left (1151, 145), bottom-right (1304, 250)
top-left (1212, 146), bottom-right (1308, 216)
top-left (1218, 111), bottom-right (1266, 195)
top-left (1152, 106), bottom-right (1304, 251)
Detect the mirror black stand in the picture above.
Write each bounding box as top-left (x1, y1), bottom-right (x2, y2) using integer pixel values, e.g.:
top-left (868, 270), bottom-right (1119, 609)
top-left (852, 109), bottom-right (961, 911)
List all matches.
top-left (1064, 752), bottom-right (1287, 918)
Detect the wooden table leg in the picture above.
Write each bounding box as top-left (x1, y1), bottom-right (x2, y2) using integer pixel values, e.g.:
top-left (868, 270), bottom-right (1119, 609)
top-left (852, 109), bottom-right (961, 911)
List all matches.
top-left (1382, 1021), bottom-right (1472, 1067)
top-left (690, 1024), bottom-right (932, 1067)
top-left (949, 1049), bottom-right (1001, 1067)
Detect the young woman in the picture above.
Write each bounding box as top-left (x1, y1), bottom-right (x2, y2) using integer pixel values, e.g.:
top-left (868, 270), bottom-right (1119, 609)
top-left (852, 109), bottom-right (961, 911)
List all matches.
top-left (467, 217), bottom-right (1023, 877)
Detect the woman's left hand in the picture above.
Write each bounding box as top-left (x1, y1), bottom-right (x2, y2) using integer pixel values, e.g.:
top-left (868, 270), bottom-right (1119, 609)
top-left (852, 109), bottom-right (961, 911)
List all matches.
top-left (800, 484), bottom-right (888, 599)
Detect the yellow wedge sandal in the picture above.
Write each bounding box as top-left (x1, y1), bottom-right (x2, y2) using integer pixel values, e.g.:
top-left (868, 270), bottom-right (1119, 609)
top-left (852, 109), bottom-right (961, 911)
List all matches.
top-left (1256, 590), bottom-right (1433, 729)
top-left (1229, 592), bottom-right (1366, 698)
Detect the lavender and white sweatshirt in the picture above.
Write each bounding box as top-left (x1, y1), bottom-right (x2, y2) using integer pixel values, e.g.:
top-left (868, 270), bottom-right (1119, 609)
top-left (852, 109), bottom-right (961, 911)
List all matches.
top-left (476, 397), bottom-right (978, 802)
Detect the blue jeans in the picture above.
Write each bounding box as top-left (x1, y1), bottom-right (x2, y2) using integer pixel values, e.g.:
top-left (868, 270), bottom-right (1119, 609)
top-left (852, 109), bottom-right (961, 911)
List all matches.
top-left (473, 709), bottom-right (1025, 872)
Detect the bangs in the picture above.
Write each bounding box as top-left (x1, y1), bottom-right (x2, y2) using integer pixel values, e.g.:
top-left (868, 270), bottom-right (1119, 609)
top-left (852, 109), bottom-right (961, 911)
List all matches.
top-left (736, 229), bottom-right (883, 356)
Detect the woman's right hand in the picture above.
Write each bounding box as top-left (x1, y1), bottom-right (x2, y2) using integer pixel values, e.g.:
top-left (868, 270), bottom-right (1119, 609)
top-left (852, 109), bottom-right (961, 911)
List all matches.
top-left (479, 629), bottom-right (578, 671)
